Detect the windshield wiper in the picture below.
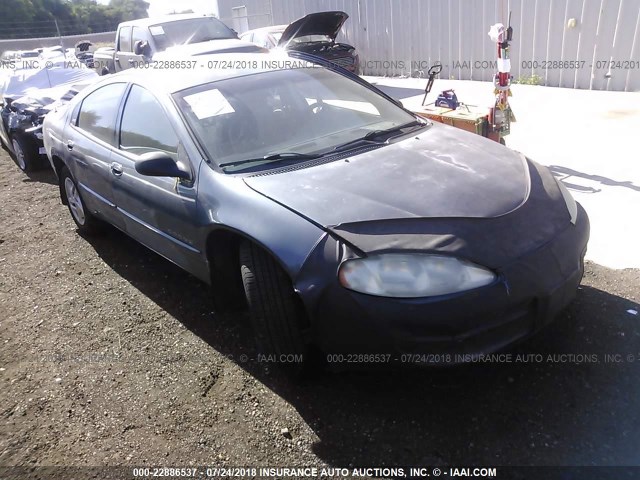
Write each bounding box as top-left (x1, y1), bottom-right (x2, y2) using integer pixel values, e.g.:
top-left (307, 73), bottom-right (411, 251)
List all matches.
top-left (219, 152), bottom-right (322, 169)
top-left (331, 120), bottom-right (425, 153)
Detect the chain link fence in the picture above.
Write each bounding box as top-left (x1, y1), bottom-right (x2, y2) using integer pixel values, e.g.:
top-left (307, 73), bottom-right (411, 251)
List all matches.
top-left (0, 19), bottom-right (118, 40)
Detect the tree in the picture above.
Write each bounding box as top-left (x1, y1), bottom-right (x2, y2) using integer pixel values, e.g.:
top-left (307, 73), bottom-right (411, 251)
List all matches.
top-left (0, 0), bottom-right (149, 39)
top-left (108, 0), bottom-right (149, 21)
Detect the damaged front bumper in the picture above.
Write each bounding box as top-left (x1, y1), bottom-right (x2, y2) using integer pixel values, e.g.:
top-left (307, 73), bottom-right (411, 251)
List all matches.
top-left (296, 203), bottom-right (590, 367)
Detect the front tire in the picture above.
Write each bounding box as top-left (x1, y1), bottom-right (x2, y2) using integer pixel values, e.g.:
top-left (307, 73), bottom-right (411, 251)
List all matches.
top-left (60, 166), bottom-right (101, 234)
top-left (239, 242), bottom-right (308, 372)
top-left (11, 135), bottom-right (40, 172)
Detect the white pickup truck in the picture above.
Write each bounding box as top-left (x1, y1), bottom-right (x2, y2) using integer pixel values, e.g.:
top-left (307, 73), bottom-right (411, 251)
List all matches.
top-left (93, 14), bottom-right (264, 75)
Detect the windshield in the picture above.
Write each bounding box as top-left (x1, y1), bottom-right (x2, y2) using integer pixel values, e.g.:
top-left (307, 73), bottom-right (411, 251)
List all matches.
top-left (174, 67), bottom-right (419, 171)
top-left (151, 18), bottom-right (237, 50)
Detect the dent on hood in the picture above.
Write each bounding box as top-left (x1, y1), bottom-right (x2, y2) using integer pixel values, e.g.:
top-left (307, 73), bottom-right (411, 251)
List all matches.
top-left (244, 124), bottom-right (531, 228)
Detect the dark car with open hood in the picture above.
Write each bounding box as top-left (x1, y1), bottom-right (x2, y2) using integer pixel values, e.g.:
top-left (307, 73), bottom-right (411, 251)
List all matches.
top-left (43, 52), bottom-right (589, 374)
top-left (240, 11), bottom-right (359, 73)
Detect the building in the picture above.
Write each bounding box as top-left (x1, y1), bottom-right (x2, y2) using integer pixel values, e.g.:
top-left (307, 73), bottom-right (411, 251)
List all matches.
top-left (217, 0), bottom-right (640, 92)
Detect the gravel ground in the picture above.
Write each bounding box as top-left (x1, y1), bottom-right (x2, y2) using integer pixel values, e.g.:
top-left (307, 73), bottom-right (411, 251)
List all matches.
top-left (1, 148), bottom-right (640, 474)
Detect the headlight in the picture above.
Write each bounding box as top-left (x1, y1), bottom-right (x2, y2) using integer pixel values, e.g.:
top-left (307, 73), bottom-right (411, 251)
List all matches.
top-left (556, 178), bottom-right (578, 224)
top-left (338, 254), bottom-right (497, 298)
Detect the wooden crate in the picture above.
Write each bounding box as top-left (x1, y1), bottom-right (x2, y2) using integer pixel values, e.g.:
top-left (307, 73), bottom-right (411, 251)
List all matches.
top-left (414, 105), bottom-right (488, 136)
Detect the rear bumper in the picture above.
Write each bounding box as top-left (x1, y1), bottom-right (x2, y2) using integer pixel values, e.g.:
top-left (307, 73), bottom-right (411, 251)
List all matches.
top-left (307, 204), bottom-right (590, 366)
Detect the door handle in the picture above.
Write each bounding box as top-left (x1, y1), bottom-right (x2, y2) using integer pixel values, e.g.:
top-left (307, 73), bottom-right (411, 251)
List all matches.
top-left (110, 162), bottom-right (123, 176)
top-left (66, 140), bottom-right (74, 151)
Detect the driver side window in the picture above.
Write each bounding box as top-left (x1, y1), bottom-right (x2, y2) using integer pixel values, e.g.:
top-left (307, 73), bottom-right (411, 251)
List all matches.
top-left (119, 85), bottom-right (179, 156)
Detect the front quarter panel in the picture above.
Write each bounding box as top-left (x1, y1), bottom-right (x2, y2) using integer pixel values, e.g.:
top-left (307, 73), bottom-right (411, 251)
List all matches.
top-left (196, 165), bottom-right (327, 281)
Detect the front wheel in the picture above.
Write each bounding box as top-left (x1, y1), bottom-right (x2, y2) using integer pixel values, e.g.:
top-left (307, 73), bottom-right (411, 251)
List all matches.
top-left (239, 241), bottom-right (308, 373)
top-left (11, 135), bottom-right (40, 172)
top-left (60, 166), bottom-right (101, 234)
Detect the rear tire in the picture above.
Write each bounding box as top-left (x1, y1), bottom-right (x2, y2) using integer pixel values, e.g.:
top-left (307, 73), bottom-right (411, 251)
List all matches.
top-left (239, 241), bottom-right (308, 373)
top-left (60, 166), bottom-right (101, 235)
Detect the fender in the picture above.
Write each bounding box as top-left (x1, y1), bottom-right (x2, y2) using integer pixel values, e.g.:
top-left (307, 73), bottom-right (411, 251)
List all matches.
top-left (194, 164), bottom-right (327, 281)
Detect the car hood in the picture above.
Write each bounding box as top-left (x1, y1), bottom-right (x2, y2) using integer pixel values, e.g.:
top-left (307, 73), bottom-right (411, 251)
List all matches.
top-left (10, 82), bottom-right (87, 118)
top-left (278, 11), bottom-right (349, 47)
top-left (158, 39), bottom-right (266, 57)
top-left (243, 123), bottom-right (531, 228)
top-left (1, 62), bottom-right (98, 103)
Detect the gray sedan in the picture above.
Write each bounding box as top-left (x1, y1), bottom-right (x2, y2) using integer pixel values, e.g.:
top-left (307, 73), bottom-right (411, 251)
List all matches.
top-left (43, 52), bottom-right (589, 371)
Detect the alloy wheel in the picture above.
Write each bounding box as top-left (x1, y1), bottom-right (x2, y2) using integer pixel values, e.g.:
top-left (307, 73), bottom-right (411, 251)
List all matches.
top-left (64, 177), bottom-right (86, 225)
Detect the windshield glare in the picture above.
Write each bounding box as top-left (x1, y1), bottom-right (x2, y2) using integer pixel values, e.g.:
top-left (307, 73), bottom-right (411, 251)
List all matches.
top-left (175, 67), bottom-right (418, 171)
top-left (151, 18), bottom-right (236, 50)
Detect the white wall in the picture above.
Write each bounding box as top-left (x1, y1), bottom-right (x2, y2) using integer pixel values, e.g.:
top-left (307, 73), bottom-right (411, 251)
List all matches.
top-left (220, 0), bottom-right (640, 91)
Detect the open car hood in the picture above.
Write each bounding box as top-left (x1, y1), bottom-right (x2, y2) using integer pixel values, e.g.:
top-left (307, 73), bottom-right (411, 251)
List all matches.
top-left (244, 123), bottom-right (531, 229)
top-left (278, 11), bottom-right (349, 47)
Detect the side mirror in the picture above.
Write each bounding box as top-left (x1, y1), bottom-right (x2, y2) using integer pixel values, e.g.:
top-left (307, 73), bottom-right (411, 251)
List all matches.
top-left (135, 151), bottom-right (191, 180)
top-left (133, 40), bottom-right (150, 56)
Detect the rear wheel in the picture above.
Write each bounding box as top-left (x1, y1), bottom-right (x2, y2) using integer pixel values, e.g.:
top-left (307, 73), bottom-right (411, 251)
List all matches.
top-left (60, 166), bottom-right (101, 234)
top-left (239, 241), bottom-right (308, 373)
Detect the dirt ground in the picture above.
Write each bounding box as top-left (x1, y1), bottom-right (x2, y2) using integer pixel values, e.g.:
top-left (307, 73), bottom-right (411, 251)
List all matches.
top-left (1, 147), bottom-right (640, 475)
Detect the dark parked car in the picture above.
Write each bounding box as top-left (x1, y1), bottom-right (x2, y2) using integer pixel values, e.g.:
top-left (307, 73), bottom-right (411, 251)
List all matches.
top-left (240, 11), bottom-right (360, 73)
top-left (1, 61), bottom-right (97, 171)
top-left (43, 52), bottom-right (589, 370)
top-left (1, 94), bottom-right (51, 171)
top-left (74, 40), bottom-right (96, 69)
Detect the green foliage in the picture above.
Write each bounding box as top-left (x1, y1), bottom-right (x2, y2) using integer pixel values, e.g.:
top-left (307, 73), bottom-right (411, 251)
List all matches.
top-left (513, 74), bottom-right (544, 86)
top-left (0, 0), bottom-right (150, 39)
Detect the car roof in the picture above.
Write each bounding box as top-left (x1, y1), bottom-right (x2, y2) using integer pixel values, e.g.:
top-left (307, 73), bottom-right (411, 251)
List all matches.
top-left (105, 52), bottom-right (313, 94)
top-left (119, 14), bottom-right (221, 28)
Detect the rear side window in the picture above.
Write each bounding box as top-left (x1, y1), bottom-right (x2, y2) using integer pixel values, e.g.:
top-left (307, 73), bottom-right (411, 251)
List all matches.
top-left (119, 26), bottom-right (132, 52)
top-left (77, 83), bottom-right (127, 145)
top-left (119, 85), bottom-right (178, 155)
